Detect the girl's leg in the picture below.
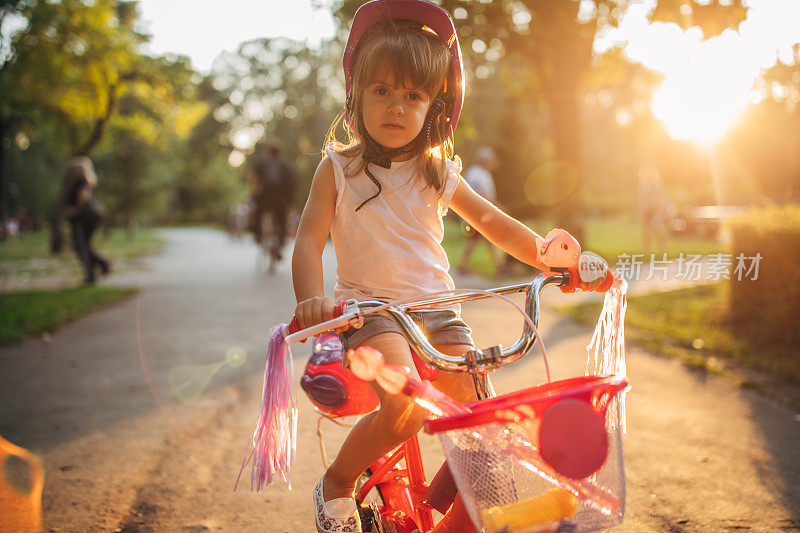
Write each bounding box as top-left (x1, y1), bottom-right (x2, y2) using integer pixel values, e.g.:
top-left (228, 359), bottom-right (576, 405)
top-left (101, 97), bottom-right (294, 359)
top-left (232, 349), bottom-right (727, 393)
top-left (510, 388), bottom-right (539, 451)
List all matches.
top-left (323, 342), bottom-right (476, 502)
top-left (323, 332), bottom-right (429, 502)
top-left (429, 344), bottom-right (479, 404)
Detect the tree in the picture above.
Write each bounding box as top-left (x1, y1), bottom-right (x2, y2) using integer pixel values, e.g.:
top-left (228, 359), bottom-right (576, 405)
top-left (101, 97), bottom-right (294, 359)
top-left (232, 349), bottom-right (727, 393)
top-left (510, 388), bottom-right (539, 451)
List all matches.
top-left (723, 44), bottom-right (800, 205)
top-left (757, 43), bottom-right (800, 116)
top-left (92, 54), bottom-right (219, 229)
top-left (170, 74), bottom-right (241, 224)
top-left (0, 0), bottom-right (32, 223)
top-left (1, 1), bottom-right (240, 232)
top-left (649, 0), bottom-right (748, 40)
top-left (0, 0), bottom-right (146, 238)
top-left (212, 37), bottom-right (342, 205)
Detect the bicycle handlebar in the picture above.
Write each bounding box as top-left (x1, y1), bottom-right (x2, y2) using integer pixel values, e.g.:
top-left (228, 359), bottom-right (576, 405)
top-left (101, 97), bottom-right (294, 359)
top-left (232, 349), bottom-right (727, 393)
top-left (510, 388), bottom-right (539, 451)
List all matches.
top-left (286, 266), bottom-right (617, 371)
top-left (285, 301), bottom-right (347, 343)
top-left (286, 271), bottom-right (581, 372)
top-left (557, 266), bottom-right (615, 294)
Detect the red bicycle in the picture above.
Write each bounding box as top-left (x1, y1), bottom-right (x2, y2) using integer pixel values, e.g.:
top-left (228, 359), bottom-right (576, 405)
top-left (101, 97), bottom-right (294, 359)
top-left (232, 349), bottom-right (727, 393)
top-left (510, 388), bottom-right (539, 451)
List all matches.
top-left (291, 271), bottom-right (629, 533)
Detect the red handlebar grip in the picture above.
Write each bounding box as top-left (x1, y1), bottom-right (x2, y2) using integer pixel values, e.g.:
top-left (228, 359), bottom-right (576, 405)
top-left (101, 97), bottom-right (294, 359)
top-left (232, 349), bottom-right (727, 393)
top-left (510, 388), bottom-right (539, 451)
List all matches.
top-left (559, 268), bottom-right (582, 293)
top-left (595, 269), bottom-right (615, 293)
top-left (333, 301), bottom-right (346, 317)
top-left (286, 301), bottom-right (347, 342)
top-left (559, 268), bottom-right (615, 293)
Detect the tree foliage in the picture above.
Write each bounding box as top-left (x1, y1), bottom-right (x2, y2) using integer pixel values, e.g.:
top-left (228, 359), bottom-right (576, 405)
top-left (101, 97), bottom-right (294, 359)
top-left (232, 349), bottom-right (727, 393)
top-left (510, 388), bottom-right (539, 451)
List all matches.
top-left (757, 43), bottom-right (800, 116)
top-left (649, 0), bottom-right (748, 39)
top-left (1, 0), bottom-right (146, 226)
top-left (211, 37), bottom-right (343, 204)
top-left (4, 0), bottom-right (145, 155)
top-left (1, 0), bottom-right (238, 231)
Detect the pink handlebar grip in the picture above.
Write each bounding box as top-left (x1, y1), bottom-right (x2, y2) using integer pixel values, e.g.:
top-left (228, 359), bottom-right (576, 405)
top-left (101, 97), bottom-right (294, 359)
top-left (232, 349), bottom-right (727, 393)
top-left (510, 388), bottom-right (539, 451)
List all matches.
top-left (286, 301), bottom-right (346, 343)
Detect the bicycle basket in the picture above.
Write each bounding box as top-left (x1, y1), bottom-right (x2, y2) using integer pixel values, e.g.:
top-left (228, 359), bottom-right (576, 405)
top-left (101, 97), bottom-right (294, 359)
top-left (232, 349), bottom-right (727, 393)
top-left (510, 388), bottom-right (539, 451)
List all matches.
top-left (424, 375), bottom-right (629, 533)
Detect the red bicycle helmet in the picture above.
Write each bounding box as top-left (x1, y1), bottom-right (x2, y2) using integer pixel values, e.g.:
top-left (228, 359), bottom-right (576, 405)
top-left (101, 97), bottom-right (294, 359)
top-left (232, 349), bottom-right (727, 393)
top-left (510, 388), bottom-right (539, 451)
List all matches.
top-left (343, 0), bottom-right (464, 140)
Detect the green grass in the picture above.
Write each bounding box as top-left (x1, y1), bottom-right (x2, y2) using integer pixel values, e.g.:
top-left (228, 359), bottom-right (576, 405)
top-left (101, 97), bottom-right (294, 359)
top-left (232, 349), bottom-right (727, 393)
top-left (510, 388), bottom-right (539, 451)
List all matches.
top-left (441, 213), bottom-right (723, 277)
top-left (0, 286), bottom-right (139, 346)
top-left (442, 218), bottom-right (503, 276)
top-left (560, 283), bottom-right (800, 384)
top-left (0, 227), bottom-right (164, 262)
top-left (584, 214), bottom-right (723, 262)
top-left (0, 230), bottom-right (54, 261)
top-left (0, 228), bottom-right (164, 286)
top-left (0, 227), bottom-right (162, 346)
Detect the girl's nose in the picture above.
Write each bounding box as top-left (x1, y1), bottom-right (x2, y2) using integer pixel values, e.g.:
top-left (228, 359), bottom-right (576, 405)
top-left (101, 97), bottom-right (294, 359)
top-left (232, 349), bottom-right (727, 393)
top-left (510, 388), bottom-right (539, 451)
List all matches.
top-left (387, 99), bottom-right (404, 116)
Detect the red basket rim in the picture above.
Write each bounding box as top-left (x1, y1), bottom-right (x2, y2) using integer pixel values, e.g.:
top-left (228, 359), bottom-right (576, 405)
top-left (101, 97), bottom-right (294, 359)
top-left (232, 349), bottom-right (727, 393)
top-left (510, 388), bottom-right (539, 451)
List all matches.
top-left (424, 374), bottom-right (629, 434)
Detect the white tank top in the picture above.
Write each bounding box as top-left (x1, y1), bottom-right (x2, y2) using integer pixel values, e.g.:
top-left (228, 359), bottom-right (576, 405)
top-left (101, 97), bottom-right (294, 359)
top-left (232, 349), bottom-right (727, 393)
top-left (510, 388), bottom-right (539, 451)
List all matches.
top-left (326, 147), bottom-right (462, 306)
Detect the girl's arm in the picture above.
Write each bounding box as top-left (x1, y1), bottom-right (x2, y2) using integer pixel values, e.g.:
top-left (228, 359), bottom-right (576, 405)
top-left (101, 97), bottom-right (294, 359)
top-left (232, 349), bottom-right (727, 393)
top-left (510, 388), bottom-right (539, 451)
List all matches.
top-left (449, 178), bottom-right (548, 271)
top-left (291, 156), bottom-right (337, 329)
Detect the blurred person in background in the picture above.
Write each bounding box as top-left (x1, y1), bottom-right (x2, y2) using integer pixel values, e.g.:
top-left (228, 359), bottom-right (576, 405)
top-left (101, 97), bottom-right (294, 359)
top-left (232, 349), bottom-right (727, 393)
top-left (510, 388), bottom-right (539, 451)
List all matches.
top-left (62, 156), bottom-right (110, 284)
top-left (17, 207), bottom-right (33, 234)
top-left (248, 141), bottom-right (297, 259)
top-left (458, 146), bottom-right (500, 275)
top-left (638, 166), bottom-right (670, 252)
top-left (227, 201), bottom-right (250, 241)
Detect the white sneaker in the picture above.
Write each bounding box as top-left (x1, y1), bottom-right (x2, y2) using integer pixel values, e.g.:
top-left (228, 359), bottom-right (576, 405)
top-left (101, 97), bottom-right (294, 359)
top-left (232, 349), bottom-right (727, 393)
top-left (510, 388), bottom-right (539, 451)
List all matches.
top-left (313, 475), bottom-right (362, 533)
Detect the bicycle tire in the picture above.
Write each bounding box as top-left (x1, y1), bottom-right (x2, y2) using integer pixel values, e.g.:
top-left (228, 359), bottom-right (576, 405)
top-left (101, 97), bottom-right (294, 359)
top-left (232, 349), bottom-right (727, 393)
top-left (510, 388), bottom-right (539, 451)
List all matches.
top-left (355, 468), bottom-right (386, 533)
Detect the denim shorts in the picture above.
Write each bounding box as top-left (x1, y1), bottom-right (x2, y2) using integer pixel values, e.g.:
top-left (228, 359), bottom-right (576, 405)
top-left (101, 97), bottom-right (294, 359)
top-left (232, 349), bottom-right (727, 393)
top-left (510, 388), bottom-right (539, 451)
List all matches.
top-left (339, 310), bottom-right (473, 368)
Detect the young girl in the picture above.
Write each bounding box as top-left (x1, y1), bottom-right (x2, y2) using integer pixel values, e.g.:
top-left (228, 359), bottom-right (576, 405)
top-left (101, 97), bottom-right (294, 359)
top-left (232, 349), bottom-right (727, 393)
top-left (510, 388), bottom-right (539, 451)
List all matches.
top-left (292, 1), bottom-right (596, 531)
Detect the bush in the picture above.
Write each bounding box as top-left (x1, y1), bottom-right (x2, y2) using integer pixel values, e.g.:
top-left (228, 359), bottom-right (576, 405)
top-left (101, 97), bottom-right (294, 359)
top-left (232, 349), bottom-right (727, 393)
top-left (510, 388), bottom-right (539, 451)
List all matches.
top-left (728, 204), bottom-right (800, 344)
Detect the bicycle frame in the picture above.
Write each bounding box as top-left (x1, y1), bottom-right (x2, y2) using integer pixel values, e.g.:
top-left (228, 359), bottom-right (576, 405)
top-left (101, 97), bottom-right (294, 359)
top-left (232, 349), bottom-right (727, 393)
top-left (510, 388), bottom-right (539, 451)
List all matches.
top-left (297, 273), bottom-right (572, 533)
top-left (359, 435), bottom-right (436, 531)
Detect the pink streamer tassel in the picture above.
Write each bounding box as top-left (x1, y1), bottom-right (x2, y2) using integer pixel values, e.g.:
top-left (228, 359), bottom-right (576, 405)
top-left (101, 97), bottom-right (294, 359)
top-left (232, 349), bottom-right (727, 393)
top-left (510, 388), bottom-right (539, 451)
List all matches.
top-left (236, 323), bottom-right (297, 491)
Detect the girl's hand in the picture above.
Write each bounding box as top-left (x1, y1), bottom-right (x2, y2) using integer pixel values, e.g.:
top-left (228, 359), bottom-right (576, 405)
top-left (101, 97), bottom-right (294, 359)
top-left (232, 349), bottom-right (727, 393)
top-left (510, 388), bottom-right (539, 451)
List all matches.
top-left (294, 296), bottom-right (336, 330)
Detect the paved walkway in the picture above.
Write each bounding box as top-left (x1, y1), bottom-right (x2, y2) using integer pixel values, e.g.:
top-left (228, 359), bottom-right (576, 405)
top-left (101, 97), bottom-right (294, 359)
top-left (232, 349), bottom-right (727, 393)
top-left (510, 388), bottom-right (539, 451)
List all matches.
top-left (0, 228), bottom-right (798, 532)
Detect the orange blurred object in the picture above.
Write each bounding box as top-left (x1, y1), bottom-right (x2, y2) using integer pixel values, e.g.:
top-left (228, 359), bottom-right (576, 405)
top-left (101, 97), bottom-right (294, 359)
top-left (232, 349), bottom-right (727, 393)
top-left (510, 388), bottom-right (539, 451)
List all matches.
top-left (0, 434), bottom-right (43, 533)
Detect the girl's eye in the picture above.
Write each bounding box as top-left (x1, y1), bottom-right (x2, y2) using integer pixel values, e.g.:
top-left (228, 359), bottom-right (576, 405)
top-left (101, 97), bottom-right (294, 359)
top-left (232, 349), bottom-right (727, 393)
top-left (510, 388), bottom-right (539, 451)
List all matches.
top-left (374, 87), bottom-right (388, 96)
top-left (408, 92), bottom-right (422, 101)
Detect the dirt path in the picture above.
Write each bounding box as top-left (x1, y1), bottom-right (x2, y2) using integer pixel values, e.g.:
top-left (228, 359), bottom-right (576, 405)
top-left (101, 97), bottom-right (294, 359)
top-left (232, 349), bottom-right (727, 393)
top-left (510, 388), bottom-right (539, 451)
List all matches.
top-left (1, 228), bottom-right (798, 532)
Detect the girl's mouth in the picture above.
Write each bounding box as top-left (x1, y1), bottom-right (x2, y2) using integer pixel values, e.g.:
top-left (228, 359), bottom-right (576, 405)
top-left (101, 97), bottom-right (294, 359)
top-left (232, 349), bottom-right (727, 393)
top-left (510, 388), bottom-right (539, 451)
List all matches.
top-left (382, 123), bottom-right (404, 130)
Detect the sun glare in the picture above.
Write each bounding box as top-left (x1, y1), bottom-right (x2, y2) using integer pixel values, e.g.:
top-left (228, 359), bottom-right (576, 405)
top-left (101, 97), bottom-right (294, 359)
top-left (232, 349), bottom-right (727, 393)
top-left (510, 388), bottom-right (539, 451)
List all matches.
top-left (650, 46), bottom-right (753, 145)
top-left (606, 0), bottom-right (800, 146)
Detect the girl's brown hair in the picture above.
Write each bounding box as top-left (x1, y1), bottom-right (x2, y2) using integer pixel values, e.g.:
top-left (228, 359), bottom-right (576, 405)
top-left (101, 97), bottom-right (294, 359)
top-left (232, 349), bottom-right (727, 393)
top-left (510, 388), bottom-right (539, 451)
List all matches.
top-left (325, 19), bottom-right (455, 195)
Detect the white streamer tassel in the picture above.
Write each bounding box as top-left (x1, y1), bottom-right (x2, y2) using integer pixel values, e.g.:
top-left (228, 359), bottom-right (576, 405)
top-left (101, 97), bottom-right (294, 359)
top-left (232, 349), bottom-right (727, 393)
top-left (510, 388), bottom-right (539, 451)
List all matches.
top-left (586, 278), bottom-right (628, 432)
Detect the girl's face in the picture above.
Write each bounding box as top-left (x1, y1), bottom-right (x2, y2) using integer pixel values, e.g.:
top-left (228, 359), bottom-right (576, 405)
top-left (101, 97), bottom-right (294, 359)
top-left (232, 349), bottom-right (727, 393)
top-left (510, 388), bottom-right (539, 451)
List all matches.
top-left (360, 72), bottom-right (433, 154)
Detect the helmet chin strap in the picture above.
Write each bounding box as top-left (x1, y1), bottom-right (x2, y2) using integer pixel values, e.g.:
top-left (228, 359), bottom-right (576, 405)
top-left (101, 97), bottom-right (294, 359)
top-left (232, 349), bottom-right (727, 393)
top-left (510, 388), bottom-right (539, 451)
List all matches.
top-left (355, 92), bottom-right (447, 212)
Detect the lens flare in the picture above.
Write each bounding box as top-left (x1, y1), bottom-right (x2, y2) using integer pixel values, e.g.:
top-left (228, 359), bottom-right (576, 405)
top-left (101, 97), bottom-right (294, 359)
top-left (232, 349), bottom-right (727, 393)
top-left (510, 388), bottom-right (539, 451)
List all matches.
top-left (524, 160), bottom-right (580, 207)
top-left (168, 347), bottom-right (248, 402)
top-left (225, 346), bottom-right (247, 368)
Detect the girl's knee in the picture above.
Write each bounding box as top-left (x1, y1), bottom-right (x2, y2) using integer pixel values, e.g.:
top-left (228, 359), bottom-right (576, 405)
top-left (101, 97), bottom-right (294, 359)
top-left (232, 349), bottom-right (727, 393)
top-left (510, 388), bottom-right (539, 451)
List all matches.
top-left (374, 397), bottom-right (428, 442)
